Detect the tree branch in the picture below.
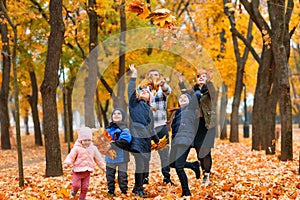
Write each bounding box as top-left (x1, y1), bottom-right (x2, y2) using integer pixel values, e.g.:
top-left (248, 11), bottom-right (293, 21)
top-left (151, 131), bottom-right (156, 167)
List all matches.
top-left (62, 5), bottom-right (86, 59)
top-left (30, 0), bottom-right (49, 23)
top-left (230, 27), bottom-right (261, 65)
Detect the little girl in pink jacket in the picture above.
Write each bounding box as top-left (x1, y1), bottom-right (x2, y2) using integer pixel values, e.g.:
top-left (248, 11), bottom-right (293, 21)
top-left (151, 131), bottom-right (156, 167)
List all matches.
top-left (64, 127), bottom-right (105, 200)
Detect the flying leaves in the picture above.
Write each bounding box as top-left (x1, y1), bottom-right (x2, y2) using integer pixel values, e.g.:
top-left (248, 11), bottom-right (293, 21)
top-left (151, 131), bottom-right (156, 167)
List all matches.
top-left (128, 0), bottom-right (176, 30)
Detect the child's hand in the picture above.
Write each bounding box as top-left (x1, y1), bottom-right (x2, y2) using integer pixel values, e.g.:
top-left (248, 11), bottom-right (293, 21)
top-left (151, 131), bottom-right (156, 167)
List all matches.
top-left (129, 64), bottom-right (137, 77)
top-left (177, 73), bottom-right (183, 83)
top-left (64, 163), bottom-right (70, 169)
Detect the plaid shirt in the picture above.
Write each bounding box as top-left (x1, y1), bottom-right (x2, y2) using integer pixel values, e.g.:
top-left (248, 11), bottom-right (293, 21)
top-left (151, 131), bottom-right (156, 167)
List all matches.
top-left (151, 83), bottom-right (171, 128)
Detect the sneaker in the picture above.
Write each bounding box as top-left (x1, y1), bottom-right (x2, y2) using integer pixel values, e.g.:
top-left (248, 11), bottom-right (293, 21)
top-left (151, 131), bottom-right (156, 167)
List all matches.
top-left (69, 190), bottom-right (76, 199)
top-left (202, 172), bottom-right (210, 186)
top-left (143, 177), bottom-right (149, 184)
top-left (192, 161), bottom-right (200, 179)
top-left (163, 178), bottom-right (174, 185)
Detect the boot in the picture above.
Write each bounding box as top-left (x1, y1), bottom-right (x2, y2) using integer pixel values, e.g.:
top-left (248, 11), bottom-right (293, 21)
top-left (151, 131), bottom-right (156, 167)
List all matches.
top-left (176, 168), bottom-right (191, 197)
top-left (202, 172), bottom-right (210, 186)
top-left (163, 177), bottom-right (174, 185)
top-left (185, 161), bottom-right (200, 179)
top-left (132, 186), bottom-right (144, 197)
top-left (192, 161), bottom-right (200, 179)
top-left (181, 190), bottom-right (191, 197)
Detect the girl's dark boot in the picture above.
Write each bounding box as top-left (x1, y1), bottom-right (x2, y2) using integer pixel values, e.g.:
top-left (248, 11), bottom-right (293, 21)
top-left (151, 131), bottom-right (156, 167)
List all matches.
top-left (176, 168), bottom-right (191, 197)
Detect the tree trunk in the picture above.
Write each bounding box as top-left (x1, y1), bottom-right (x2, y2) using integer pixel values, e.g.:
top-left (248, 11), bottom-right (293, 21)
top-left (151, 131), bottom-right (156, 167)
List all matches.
top-left (95, 88), bottom-right (103, 127)
top-left (85, 0), bottom-right (98, 128)
top-left (101, 99), bottom-right (110, 127)
top-left (40, 0), bottom-right (64, 177)
top-left (114, 0), bottom-right (127, 110)
top-left (224, 2), bottom-right (252, 143)
top-left (63, 86), bottom-right (74, 143)
top-left (24, 111), bottom-right (30, 135)
top-left (269, 0), bottom-right (293, 160)
top-left (67, 85), bottom-right (74, 141)
top-left (1, 0), bottom-right (24, 186)
top-left (252, 47), bottom-right (275, 151)
top-left (0, 3), bottom-right (11, 150)
top-left (292, 44), bottom-right (300, 128)
top-left (220, 83), bottom-right (227, 140)
top-left (229, 73), bottom-right (243, 143)
top-left (28, 71), bottom-right (43, 146)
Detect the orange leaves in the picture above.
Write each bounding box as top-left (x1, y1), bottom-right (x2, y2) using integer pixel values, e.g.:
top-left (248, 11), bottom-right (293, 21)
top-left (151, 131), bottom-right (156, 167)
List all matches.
top-left (93, 128), bottom-right (117, 159)
top-left (128, 0), bottom-right (150, 19)
top-left (128, 0), bottom-right (176, 30)
top-left (1, 131), bottom-right (300, 199)
top-left (146, 9), bottom-right (176, 30)
top-left (0, 193), bottom-right (9, 200)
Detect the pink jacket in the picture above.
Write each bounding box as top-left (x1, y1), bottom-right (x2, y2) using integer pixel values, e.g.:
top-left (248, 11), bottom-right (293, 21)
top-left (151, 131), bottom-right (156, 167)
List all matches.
top-left (64, 140), bottom-right (105, 172)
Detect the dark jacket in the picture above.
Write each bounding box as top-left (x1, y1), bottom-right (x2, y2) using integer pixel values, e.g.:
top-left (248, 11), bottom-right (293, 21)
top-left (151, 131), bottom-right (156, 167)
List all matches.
top-left (128, 78), bottom-right (159, 158)
top-left (180, 81), bottom-right (217, 129)
top-left (171, 94), bottom-right (198, 146)
top-left (105, 122), bottom-right (132, 163)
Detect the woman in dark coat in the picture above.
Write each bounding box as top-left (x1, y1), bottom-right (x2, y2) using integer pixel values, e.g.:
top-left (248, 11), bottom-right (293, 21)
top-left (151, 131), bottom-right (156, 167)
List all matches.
top-left (128, 64), bottom-right (159, 197)
top-left (178, 70), bottom-right (217, 186)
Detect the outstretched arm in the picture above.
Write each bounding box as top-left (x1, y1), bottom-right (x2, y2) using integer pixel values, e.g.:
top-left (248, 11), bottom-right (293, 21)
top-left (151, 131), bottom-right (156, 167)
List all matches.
top-left (128, 64), bottom-right (137, 105)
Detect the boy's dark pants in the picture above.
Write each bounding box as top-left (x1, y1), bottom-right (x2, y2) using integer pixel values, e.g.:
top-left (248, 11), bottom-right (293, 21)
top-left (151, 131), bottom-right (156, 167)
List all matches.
top-left (106, 162), bottom-right (128, 194)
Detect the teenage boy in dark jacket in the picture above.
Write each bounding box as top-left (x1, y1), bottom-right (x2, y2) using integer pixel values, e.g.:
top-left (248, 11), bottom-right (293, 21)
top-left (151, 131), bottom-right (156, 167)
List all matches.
top-left (128, 64), bottom-right (159, 197)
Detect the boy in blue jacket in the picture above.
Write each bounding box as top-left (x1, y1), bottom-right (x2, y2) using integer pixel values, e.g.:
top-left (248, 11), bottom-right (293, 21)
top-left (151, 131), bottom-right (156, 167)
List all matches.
top-left (105, 108), bottom-right (132, 196)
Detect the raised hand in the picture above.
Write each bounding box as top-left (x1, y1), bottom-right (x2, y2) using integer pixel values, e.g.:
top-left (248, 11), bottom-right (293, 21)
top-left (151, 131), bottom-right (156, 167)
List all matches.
top-left (129, 64), bottom-right (137, 78)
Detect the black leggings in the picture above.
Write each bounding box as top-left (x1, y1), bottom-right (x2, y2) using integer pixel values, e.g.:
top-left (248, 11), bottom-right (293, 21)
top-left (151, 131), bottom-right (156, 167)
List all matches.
top-left (196, 148), bottom-right (212, 173)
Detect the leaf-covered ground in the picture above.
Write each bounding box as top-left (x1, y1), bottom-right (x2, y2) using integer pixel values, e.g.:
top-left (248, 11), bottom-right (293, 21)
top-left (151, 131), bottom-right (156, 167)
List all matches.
top-left (1, 130), bottom-right (300, 200)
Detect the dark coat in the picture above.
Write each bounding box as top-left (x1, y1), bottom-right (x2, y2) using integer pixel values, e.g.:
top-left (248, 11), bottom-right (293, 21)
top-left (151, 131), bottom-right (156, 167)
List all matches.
top-left (171, 95), bottom-right (198, 147)
top-left (127, 78), bottom-right (158, 158)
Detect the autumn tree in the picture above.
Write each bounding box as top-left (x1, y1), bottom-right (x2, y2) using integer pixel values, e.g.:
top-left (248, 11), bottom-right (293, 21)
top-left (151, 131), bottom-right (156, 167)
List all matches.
top-left (83, 0), bottom-right (98, 128)
top-left (40, 0), bottom-right (65, 177)
top-left (114, 0), bottom-right (127, 110)
top-left (237, 0), bottom-right (295, 160)
top-left (223, 0), bottom-right (254, 143)
top-left (0, 0), bottom-right (11, 150)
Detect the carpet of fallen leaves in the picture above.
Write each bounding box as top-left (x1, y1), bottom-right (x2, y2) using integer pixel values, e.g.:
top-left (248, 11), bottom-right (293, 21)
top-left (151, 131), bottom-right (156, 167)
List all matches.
top-left (1, 128), bottom-right (300, 200)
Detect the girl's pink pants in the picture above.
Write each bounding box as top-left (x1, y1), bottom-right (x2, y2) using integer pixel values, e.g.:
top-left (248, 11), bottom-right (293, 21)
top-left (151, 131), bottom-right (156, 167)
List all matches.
top-left (72, 171), bottom-right (91, 200)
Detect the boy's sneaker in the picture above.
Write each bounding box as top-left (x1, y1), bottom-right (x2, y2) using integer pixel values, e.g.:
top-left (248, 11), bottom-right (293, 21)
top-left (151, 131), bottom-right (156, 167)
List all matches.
top-left (70, 191), bottom-right (76, 199)
top-left (202, 173), bottom-right (210, 186)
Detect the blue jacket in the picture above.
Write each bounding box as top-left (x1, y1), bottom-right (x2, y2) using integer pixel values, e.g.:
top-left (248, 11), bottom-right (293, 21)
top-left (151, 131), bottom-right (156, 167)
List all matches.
top-left (105, 122), bottom-right (132, 163)
top-left (128, 78), bottom-right (159, 158)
